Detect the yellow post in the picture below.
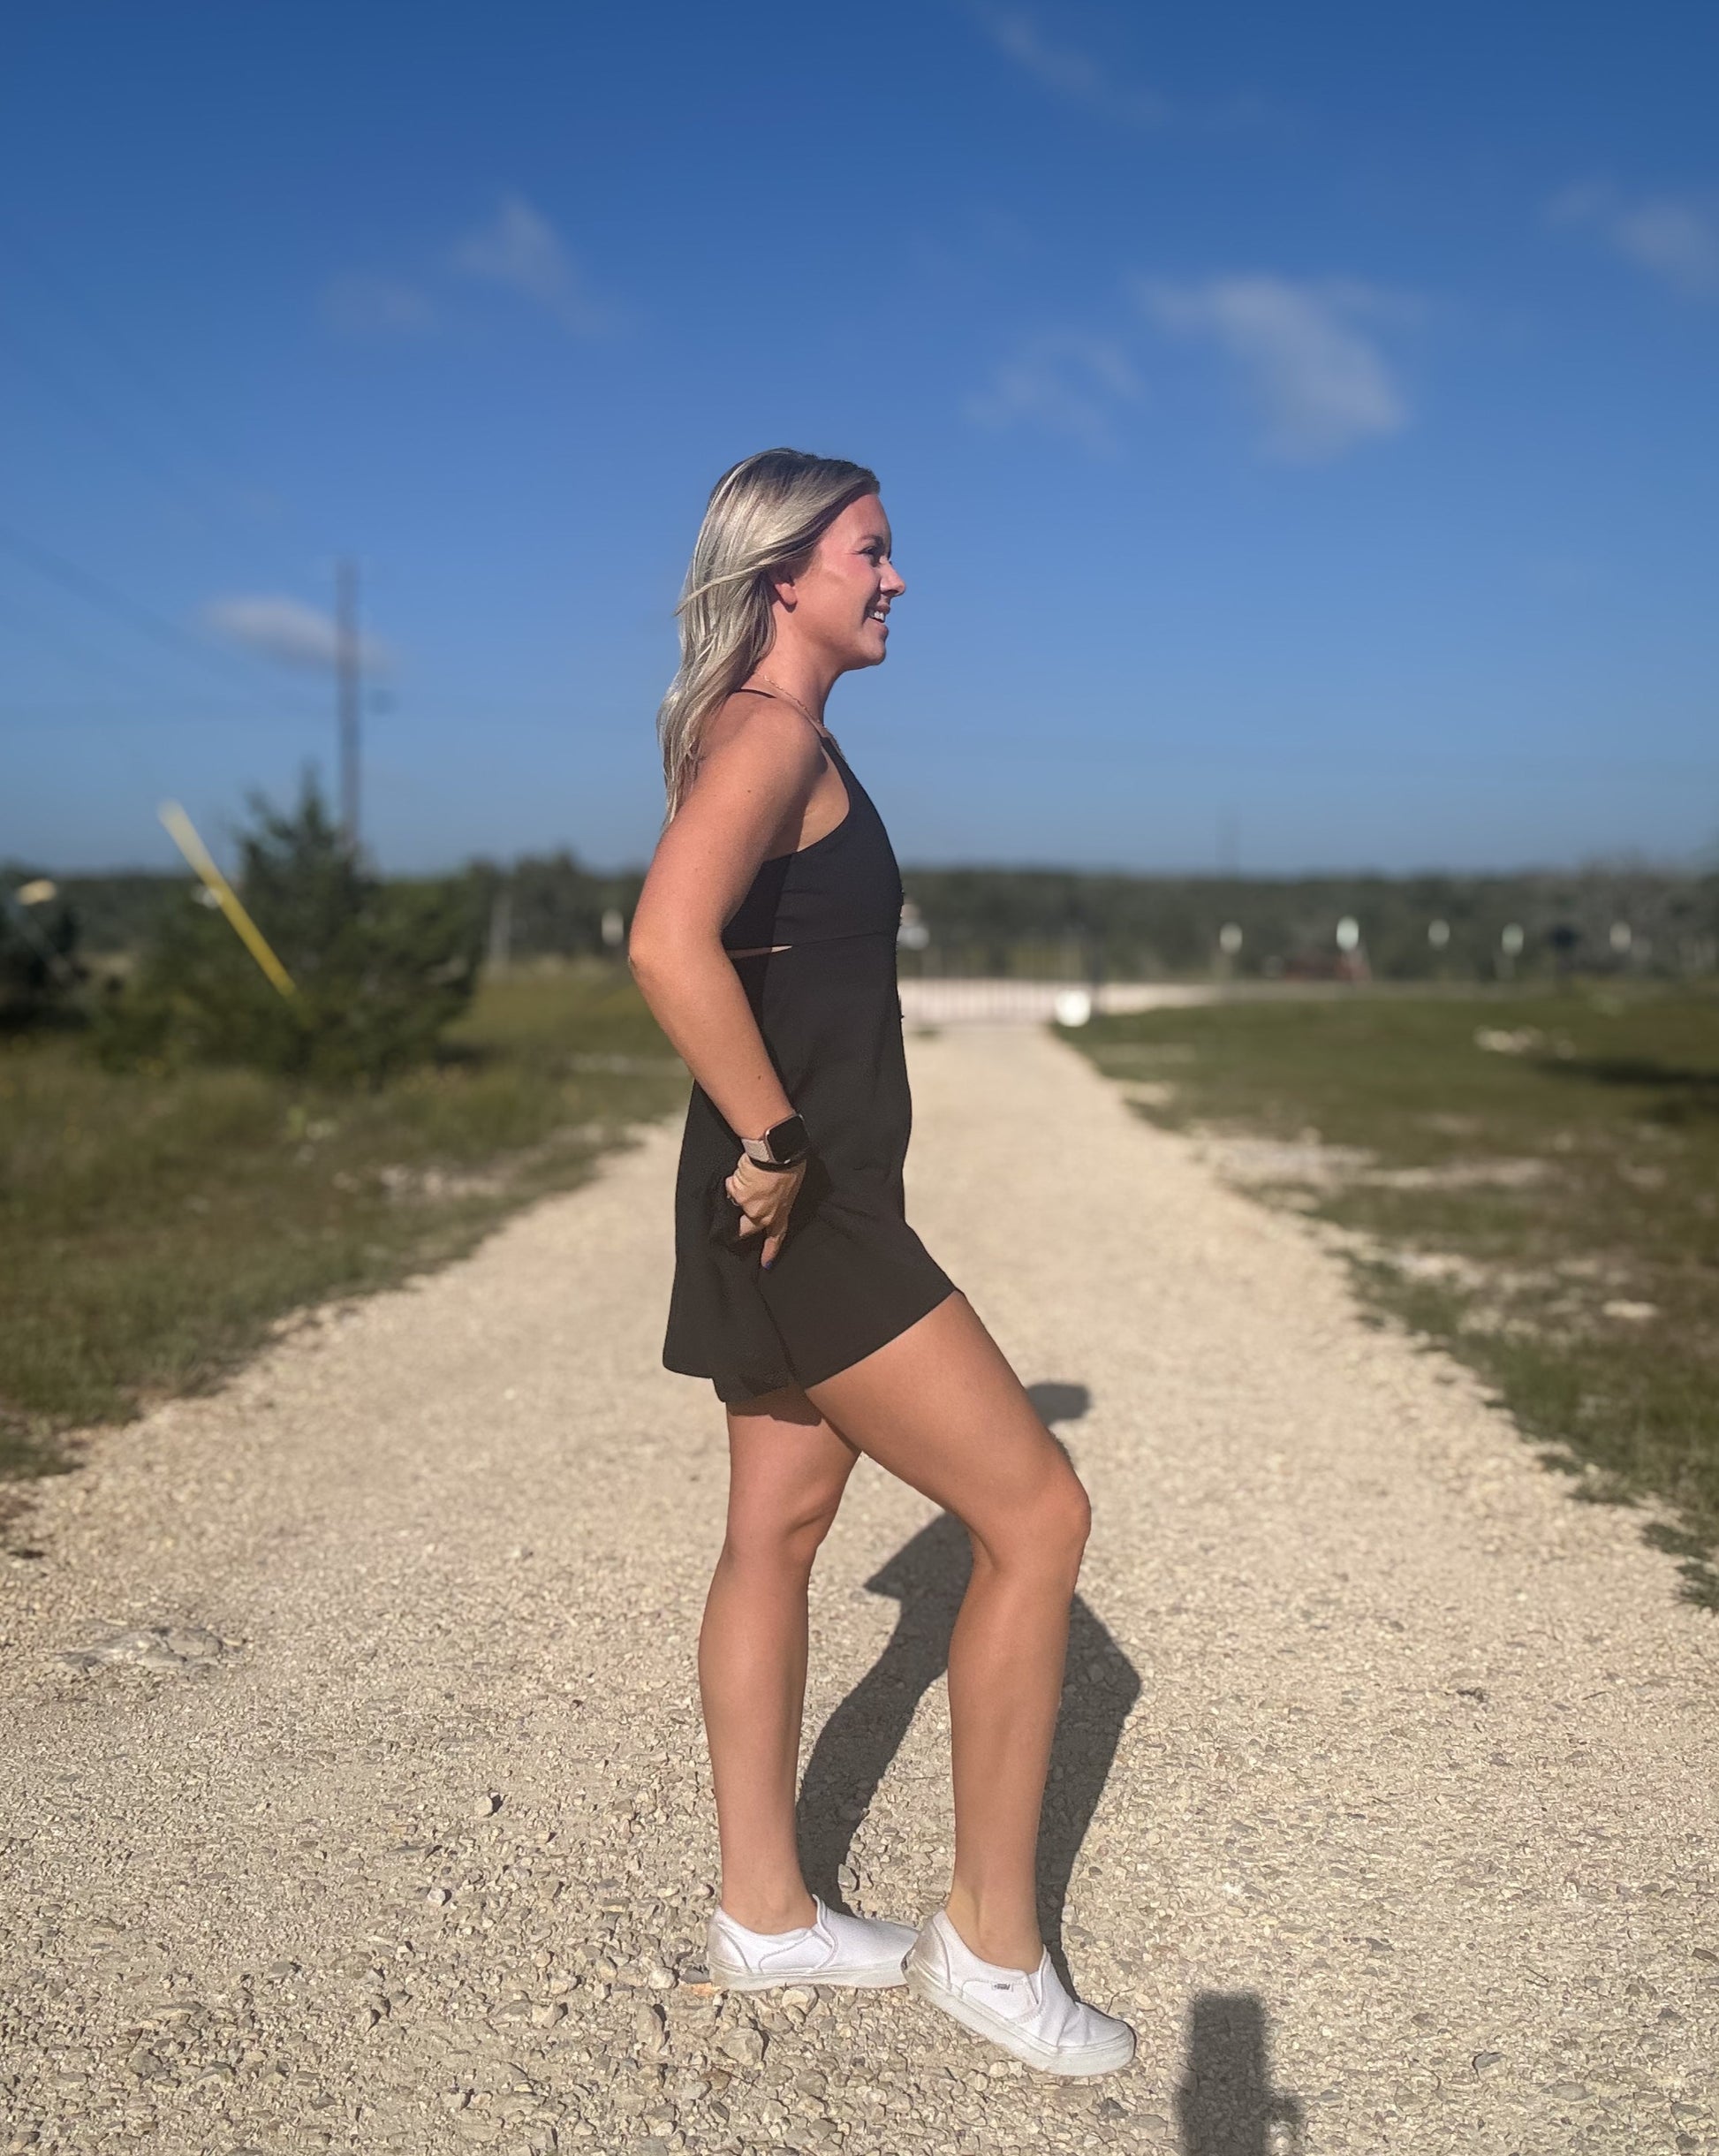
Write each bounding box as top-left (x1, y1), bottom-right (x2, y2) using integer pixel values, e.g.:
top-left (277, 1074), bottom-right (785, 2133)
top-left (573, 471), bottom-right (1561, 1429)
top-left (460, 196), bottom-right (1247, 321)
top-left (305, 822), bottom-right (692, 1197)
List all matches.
top-left (157, 801), bottom-right (297, 998)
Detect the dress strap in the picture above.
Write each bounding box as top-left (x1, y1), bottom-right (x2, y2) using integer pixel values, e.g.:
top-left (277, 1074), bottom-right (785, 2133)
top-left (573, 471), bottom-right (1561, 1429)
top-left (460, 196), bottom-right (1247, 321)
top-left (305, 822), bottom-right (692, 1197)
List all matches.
top-left (733, 684), bottom-right (841, 759)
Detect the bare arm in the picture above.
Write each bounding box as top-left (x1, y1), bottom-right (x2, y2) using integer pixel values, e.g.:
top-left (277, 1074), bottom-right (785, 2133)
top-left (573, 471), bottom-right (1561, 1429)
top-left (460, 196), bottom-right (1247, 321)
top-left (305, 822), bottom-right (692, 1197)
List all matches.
top-left (628, 696), bottom-right (823, 1145)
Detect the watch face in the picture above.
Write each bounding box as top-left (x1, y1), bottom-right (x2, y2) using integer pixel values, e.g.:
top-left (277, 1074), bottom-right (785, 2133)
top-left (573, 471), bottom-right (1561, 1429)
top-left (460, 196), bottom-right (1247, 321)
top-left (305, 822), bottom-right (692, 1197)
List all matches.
top-left (770, 1115), bottom-right (808, 1160)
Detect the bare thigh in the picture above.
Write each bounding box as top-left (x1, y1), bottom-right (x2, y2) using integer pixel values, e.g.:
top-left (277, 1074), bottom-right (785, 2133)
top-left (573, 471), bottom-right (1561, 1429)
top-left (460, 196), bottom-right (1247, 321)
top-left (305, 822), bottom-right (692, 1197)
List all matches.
top-left (723, 1387), bottom-right (860, 1548)
top-left (806, 1293), bottom-right (1086, 1552)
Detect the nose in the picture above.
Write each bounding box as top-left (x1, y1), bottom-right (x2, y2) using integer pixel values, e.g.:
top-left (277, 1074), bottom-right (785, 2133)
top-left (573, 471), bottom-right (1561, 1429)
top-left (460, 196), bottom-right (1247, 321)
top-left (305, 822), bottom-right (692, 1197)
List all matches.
top-left (881, 558), bottom-right (905, 598)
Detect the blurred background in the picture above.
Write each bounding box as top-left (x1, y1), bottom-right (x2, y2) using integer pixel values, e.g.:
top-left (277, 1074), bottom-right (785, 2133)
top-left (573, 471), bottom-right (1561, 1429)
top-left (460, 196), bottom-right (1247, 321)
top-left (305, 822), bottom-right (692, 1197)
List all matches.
top-left (3, 4), bottom-right (1718, 1582)
top-left (4, 0), bottom-right (1716, 938)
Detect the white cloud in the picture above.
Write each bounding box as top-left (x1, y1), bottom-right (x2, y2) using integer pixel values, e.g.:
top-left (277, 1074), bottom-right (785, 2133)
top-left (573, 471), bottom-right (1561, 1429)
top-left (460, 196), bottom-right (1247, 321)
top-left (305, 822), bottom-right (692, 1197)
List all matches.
top-left (1138, 275), bottom-right (1409, 460)
top-left (965, 2), bottom-right (1169, 126)
top-left (1551, 182), bottom-right (1719, 300)
top-left (319, 272), bottom-right (438, 338)
top-left (204, 596), bottom-right (390, 672)
top-left (966, 332), bottom-right (1143, 453)
top-left (450, 194), bottom-right (623, 337)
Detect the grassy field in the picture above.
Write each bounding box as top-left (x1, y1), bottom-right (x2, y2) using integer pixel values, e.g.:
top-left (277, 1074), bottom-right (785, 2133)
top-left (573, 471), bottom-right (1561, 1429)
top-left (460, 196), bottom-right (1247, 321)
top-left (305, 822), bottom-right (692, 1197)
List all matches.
top-left (1064, 987), bottom-right (1719, 1606)
top-left (1, 965), bottom-right (685, 1491)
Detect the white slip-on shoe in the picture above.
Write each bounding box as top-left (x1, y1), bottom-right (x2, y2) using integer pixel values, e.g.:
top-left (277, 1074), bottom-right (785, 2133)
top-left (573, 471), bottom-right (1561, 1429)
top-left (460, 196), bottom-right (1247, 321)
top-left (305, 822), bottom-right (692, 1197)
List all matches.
top-left (705, 1896), bottom-right (917, 1992)
top-left (905, 1909), bottom-right (1135, 2077)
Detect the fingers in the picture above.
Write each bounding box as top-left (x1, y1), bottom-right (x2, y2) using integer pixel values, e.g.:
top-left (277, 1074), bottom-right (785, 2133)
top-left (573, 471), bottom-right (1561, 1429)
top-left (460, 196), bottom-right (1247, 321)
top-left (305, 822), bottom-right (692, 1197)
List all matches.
top-left (726, 1152), bottom-right (806, 1271)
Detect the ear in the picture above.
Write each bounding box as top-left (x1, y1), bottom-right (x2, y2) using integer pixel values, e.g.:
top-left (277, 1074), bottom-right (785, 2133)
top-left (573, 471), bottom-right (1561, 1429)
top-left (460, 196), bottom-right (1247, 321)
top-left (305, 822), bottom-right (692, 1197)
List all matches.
top-left (768, 569), bottom-right (799, 613)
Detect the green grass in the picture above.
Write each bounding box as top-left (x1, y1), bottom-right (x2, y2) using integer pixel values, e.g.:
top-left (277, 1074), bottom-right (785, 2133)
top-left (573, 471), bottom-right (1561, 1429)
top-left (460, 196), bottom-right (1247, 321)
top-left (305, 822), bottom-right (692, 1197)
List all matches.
top-left (1064, 987), bottom-right (1719, 1607)
top-left (0, 965), bottom-right (685, 1490)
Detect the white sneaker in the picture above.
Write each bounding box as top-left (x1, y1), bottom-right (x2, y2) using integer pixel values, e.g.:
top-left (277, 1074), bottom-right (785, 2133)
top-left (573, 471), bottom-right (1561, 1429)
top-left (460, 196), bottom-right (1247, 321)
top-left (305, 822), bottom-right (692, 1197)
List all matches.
top-left (905, 1909), bottom-right (1135, 2077)
top-left (706, 1896), bottom-right (916, 1992)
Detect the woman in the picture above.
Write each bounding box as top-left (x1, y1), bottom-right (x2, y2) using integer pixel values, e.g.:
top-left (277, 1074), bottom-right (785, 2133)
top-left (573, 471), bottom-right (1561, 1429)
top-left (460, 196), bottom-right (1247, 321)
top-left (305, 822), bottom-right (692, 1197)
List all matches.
top-left (628, 449), bottom-right (1132, 2077)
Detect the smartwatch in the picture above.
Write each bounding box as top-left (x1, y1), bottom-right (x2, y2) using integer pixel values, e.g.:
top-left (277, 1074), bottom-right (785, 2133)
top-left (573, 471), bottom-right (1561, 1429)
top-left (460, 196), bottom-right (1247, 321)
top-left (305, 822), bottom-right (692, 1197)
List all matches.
top-left (741, 1113), bottom-right (810, 1171)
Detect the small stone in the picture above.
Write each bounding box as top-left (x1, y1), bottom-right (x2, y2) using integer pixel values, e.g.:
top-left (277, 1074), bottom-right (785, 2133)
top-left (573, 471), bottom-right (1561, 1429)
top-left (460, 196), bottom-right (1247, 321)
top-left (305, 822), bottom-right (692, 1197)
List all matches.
top-left (473, 1794), bottom-right (503, 1818)
top-left (719, 2026), bottom-right (765, 2068)
top-left (646, 1965), bottom-right (676, 1992)
top-left (266, 1959), bottom-right (301, 1978)
top-left (428, 1888), bottom-right (451, 1906)
top-left (1473, 2053), bottom-right (1503, 2075)
top-left (1548, 2080), bottom-right (1588, 2100)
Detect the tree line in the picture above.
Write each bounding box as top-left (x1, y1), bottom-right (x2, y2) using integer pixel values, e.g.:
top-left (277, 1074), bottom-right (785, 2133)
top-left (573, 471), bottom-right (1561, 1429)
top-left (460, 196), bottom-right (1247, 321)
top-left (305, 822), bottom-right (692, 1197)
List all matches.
top-left (7, 808), bottom-right (1716, 1050)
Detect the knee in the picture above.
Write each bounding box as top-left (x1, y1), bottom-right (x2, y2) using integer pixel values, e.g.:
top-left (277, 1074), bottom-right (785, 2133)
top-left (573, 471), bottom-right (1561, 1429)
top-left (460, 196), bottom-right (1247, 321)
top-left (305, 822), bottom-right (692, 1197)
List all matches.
top-left (983, 1469), bottom-right (1090, 1589)
top-left (1043, 1471), bottom-right (1093, 1581)
top-left (723, 1489), bottom-right (844, 1581)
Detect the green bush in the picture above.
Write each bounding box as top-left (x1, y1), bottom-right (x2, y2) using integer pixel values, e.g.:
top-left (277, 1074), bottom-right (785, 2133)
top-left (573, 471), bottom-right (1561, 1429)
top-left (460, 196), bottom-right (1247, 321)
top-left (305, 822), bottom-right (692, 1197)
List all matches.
top-left (98, 780), bottom-right (483, 1083)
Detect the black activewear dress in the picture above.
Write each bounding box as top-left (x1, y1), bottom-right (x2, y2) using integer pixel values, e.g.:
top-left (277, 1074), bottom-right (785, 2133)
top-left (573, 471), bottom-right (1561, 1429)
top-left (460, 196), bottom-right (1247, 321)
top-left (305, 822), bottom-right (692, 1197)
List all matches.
top-left (662, 732), bottom-right (957, 1405)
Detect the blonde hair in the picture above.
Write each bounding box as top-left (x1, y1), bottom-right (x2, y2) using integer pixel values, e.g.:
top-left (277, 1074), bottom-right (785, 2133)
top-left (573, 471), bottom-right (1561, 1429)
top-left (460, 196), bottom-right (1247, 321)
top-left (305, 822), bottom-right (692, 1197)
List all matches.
top-left (656, 448), bottom-right (878, 816)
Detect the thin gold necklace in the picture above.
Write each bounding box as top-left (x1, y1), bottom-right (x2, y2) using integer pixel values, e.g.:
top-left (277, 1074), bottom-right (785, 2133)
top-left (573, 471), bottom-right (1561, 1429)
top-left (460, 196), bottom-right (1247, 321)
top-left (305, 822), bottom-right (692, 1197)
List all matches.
top-left (753, 674), bottom-right (832, 743)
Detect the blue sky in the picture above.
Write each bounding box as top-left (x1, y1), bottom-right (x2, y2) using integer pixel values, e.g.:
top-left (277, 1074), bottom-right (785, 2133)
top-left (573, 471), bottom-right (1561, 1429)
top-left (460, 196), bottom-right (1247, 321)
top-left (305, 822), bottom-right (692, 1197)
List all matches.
top-left (4, 2), bottom-right (1716, 875)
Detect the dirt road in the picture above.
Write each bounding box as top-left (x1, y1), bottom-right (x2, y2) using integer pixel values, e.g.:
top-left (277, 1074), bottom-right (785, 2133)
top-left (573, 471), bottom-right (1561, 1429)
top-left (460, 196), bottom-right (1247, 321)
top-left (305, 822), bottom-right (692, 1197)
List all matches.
top-left (3, 1026), bottom-right (1715, 2155)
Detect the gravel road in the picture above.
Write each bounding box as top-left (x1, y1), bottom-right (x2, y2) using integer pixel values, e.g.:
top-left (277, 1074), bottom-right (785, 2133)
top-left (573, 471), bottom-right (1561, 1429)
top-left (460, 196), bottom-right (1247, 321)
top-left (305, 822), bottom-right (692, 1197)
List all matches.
top-left (3, 1025), bottom-right (1715, 2156)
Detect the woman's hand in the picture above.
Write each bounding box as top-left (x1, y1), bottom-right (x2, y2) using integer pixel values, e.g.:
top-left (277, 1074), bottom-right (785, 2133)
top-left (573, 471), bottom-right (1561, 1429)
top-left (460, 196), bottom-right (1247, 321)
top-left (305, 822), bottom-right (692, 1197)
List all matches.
top-left (724, 1152), bottom-right (806, 1270)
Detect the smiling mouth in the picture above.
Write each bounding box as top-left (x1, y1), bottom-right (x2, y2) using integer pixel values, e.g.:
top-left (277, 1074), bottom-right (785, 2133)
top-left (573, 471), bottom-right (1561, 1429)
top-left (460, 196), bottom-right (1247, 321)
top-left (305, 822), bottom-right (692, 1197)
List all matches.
top-left (867, 608), bottom-right (890, 624)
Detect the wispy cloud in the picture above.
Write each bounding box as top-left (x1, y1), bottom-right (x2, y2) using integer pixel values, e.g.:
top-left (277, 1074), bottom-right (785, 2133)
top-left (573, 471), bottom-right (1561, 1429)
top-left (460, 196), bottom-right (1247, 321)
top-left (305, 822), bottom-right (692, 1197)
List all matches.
top-left (204, 596), bottom-right (390, 672)
top-left (1550, 181), bottom-right (1719, 300)
top-left (320, 272), bottom-right (439, 339)
top-left (1138, 276), bottom-right (1410, 460)
top-left (450, 193), bottom-right (625, 337)
top-left (966, 332), bottom-right (1143, 454)
top-left (965, 2), bottom-right (1170, 127)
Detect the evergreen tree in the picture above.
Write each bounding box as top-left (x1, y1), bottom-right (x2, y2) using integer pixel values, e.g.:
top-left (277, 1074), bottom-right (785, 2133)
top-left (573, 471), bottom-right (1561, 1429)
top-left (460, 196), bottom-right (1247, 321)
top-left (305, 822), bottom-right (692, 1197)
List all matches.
top-left (101, 778), bottom-right (483, 1082)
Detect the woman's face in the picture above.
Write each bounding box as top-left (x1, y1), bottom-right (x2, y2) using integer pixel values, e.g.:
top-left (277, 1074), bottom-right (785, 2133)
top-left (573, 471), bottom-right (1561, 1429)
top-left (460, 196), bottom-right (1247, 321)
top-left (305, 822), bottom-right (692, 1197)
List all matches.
top-left (779, 494), bottom-right (905, 673)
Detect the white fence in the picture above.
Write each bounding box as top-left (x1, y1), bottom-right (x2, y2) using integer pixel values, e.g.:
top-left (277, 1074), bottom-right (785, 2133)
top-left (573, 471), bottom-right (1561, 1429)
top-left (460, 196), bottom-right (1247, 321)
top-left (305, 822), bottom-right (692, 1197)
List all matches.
top-left (897, 979), bottom-right (1219, 1027)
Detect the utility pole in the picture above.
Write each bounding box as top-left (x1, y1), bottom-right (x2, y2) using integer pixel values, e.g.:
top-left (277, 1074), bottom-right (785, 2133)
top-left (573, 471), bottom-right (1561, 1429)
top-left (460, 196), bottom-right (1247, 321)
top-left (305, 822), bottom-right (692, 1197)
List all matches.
top-left (336, 557), bottom-right (361, 852)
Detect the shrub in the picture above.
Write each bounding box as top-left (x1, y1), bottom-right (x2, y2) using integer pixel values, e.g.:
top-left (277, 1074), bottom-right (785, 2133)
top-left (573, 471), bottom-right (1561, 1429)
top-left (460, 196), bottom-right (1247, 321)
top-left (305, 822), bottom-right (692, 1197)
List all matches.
top-left (98, 779), bottom-right (483, 1083)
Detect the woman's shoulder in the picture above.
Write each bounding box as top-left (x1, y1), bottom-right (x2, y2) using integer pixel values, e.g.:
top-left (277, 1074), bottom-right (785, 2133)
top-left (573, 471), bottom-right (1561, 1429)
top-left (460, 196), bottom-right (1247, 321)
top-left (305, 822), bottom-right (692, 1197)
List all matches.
top-left (700, 688), bottom-right (827, 775)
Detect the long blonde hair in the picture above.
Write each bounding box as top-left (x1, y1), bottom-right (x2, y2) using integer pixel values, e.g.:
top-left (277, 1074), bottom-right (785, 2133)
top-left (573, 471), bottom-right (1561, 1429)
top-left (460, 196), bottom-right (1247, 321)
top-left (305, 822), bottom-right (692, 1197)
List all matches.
top-left (656, 448), bottom-right (878, 816)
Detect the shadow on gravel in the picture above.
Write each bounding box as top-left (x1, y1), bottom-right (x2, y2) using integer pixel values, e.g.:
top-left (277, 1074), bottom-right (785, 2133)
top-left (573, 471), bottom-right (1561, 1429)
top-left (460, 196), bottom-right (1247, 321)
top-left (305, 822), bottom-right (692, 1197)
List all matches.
top-left (797, 1381), bottom-right (1141, 1992)
top-left (1176, 1992), bottom-right (1305, 2155)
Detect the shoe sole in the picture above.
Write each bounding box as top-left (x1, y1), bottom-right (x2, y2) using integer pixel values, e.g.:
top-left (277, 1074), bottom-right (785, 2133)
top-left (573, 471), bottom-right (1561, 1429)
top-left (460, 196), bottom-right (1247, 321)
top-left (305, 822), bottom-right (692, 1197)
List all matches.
top-left (905, 1956), bottom-right (1136, 2077)
top-left (707, 1958), bottom-right (909, 1993)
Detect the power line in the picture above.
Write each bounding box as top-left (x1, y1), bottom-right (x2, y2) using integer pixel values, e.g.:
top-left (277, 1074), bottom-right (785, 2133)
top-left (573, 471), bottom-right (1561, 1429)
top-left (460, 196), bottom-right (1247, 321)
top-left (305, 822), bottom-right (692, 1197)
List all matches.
top-left (0, 216), bottom-right (315, 588)
top-left (0, 217), bottom-right (247, 476)
top-left (0, 319), bottom-right (243, 548)
top-left (0, 521), bottom-right (320, 711)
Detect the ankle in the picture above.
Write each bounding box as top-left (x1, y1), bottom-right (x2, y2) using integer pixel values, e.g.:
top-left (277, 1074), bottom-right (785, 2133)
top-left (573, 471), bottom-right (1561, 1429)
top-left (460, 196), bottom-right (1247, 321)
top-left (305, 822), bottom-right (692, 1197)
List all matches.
top-left (716, 1884), bottom-right (817, 1936)
top-left (942, 1885), bottom-right (1041, 1973)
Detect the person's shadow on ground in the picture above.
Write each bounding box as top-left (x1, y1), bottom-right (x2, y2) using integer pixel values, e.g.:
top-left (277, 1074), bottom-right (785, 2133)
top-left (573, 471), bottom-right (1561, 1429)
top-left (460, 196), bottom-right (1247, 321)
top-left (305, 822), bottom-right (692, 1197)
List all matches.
top-left (797, 1381), bottom-right (1140, 1989)
top-left (1176, 1992), bottom-right (1305, 2155)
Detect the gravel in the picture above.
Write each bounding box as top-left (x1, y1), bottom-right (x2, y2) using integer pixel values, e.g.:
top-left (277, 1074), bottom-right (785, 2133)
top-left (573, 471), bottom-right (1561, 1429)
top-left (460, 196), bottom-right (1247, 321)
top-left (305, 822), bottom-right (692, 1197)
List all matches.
top-left (2, 1025), bottom-right (1715, 2154)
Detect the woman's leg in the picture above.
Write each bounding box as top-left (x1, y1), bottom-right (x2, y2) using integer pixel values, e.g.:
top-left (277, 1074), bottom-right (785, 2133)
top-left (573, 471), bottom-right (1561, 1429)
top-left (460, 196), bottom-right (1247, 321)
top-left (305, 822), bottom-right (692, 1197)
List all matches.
top-left (807, 1292), bottom-right (1090, 1972)
top-left (700, 1387), bottom-right (860, 1932)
